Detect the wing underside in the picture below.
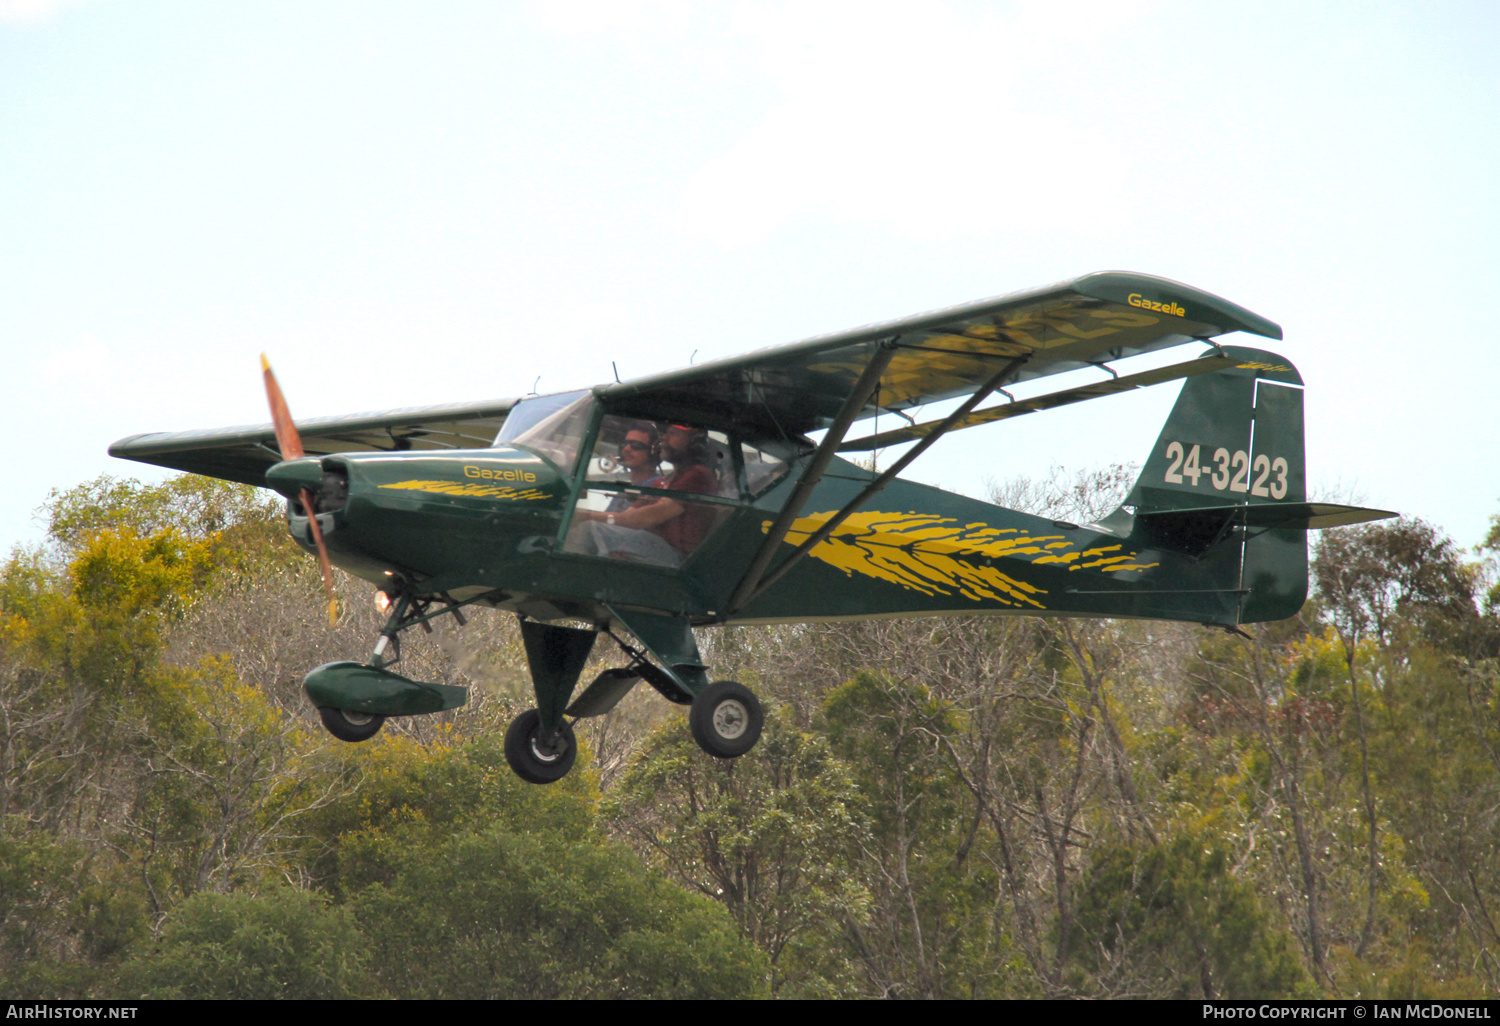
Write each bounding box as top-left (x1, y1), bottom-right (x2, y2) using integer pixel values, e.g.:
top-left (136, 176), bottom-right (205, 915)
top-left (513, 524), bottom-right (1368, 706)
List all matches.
top-left (109, 398), bottom-right (518, 487)
top-left (838, 354), bottom-right (1241, 452)
top-left (603, 271), bottom-right (1281, 436)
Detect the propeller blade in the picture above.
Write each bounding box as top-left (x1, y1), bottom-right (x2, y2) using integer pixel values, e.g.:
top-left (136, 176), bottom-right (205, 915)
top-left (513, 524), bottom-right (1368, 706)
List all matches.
top-left (262, 354), bottom-right (338, 626)
top-left (261, 353), bottom-right (304, 460)
top-left (301, 487), bottom-right (340, 627)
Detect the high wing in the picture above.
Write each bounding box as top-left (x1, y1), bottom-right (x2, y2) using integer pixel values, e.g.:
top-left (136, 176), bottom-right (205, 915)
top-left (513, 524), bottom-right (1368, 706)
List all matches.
top-left (109, 398), bottom-right (518, 487)
top-left (110, 272), bottom-right (1274, 490)
top-left (602, 270), bottom-right (1281, 435)
top-left (596, 269), bottom-right (1281, 616)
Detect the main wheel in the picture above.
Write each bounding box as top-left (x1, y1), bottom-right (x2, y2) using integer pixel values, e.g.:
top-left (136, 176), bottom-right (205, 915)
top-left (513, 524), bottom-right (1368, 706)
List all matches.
top-left (318, 706), bottom-right (385, 743)
top-left (504, 709), bottom-right (578, 784)
top-left (689, 681), bottom-right (763, 759)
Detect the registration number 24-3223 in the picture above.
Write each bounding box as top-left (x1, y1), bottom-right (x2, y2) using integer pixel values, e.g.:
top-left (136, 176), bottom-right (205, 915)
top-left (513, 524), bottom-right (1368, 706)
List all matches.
top-left (1163, 441), bottom-right (1289, 499)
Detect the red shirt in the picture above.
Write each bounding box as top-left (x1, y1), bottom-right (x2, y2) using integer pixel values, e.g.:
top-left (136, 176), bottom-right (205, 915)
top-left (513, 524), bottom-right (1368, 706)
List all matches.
top-left (649, 463), bottom-right (717, 555)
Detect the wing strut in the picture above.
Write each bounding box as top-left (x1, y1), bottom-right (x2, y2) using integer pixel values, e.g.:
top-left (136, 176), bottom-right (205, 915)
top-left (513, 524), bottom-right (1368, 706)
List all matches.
top-left (724, 342), bottom-right (899, 616)
top-left (725, 354), bottom-right (1030, 616)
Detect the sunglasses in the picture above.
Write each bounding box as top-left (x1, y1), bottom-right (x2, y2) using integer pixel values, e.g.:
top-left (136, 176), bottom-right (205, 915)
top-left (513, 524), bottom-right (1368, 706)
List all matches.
top-left (621, 440), bottom-right (651, 451)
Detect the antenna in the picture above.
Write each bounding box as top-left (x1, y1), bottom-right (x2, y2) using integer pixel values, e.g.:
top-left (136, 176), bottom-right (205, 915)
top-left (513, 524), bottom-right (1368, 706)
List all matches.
top-left (612, 361), bottom-right (620, 383)
top-left (690, 349), bottom-right (698, 365)
top-left (529, 376), bottom-right (541, 396)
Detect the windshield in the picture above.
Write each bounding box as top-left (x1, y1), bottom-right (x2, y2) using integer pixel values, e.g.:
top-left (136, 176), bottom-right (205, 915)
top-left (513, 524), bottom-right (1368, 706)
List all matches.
top-left (496, 391), bottom-right (594, 476)
top-left (495, 390), bottom-right (590, 446)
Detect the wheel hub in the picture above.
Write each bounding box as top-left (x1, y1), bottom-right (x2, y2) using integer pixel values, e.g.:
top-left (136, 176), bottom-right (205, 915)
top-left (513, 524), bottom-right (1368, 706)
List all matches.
top-left (342, 710), bottom-right (375, 726)
top-left (530, 732), bottom-right (567, 764)
top-left (712, 699), bottom-right (748, 740)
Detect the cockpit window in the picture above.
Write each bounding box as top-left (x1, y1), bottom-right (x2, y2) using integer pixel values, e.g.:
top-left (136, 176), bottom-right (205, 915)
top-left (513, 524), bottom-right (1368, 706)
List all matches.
top-left (561, 418), bottom-right (742, 568)
top-left (496, 391), bottom-right (594, 476)
top-left (740, 439), bottom-right (792, 496)
top-left (585, 415), bottom-right (665, 489)
top-left (583, 417), bottom-right (735, 496)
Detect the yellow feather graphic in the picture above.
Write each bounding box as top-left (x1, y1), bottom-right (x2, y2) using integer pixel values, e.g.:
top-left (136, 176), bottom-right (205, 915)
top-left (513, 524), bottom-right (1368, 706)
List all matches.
top-left (767, 511), bottom-right (1158, 608)
top-left (379, 480), bottom-right (550, 501)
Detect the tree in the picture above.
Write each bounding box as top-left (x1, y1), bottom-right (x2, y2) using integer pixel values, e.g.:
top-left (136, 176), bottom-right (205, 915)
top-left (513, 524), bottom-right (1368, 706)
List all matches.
top-left (1071, 829), bottom-right (1311, 999)
top-left (42, 475), bottom-right (283, 559)
top-left (349, 825), bottom-right (766, 999)
top-left (0, 821), bottom-right (149, 998)
top-left (821, 671), bottom-right (1025, 998)
top-left (1316, 518), bottom-right (1480, 656)
top-left (606, 707), bottom-right (868, 995)
top-left (305, 733), bottom-right (766, 998)
top-left (117, 886), bottom-right (370, 999)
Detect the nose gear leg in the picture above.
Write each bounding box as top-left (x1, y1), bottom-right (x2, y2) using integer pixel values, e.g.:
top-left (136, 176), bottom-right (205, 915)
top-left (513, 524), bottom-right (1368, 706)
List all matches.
top-left (517, 617), bottom-right (598, 739)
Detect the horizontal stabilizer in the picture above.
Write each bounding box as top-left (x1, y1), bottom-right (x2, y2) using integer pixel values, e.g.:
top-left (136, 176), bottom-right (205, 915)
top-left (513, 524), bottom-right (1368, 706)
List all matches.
top-left (1138, 501), bottom-right (1397, 532)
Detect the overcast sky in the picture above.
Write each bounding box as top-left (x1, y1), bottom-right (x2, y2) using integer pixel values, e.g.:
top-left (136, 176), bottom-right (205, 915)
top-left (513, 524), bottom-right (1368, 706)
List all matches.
top-left (3, 0), bottom-right (1497, 553)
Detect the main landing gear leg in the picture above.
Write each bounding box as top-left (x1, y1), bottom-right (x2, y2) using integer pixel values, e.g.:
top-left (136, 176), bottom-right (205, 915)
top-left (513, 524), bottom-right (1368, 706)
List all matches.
top-left (505, 618), bottom-right (597, 784)
top-left (602, 607), bottom-right (764, 762)
top-left (501, 611), bottom-right (767, 784)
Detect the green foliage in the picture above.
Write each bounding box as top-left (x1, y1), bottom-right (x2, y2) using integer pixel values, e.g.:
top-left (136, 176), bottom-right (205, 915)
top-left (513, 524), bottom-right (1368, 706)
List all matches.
top-left (349, 825), bottom-right (766, 999)
top-left (118, 886), bottom-right (370, 999)
top-left (303, 732), bottom-right (599, 892)
top-left (0, 822), bottom-right (148, 997)
top-left (0, 545), bottom-right (55, 621)
top-left (4, 526), bottom-right (243, 715)
top-left (822, 672), bottom-right (965, 842)
top-left (1316, 517), bottom-right (1482, 654)
top-left (821, 672), bottom-right (1022, 999)
top-left (292, 732), bottom-right (766, 998)
top-left (43, 475), bottom-right (282, 555)
top-left (1071, 829), bottom-right (1312, 999)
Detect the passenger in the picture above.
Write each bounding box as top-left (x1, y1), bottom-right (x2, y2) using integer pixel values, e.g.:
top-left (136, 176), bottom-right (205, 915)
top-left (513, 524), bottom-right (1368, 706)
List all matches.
top-left (572, 424), bottom-right (719, 566)
top-left (605, 425), bottom-right (664, 512)
top-left (651, 424), bottom-right (718, 552)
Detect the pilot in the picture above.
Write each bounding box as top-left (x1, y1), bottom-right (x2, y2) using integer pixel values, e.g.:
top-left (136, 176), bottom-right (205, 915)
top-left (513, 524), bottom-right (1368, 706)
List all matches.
top-left (573, 423), bottom-right (718, 566)
top-left (605, 424), bottom-right (664, 512)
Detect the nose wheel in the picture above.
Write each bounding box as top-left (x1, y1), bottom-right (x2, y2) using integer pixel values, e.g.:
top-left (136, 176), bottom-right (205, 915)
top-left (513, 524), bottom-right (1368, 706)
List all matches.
top-left (689, 681), bottom-right (763, 759)
top-left (504, 709), bottom-right (578, 784)
top-left (318, 706), bottom-right (386, 742)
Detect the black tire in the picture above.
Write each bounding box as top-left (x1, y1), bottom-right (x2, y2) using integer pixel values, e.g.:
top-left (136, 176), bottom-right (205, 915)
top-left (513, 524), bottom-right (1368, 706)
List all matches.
top-left (318, 706), bottom-right (385, 743)
top-left (689, 681), bottom-right (763, 758)
top-left (504, 709), bottom-right (577, 784)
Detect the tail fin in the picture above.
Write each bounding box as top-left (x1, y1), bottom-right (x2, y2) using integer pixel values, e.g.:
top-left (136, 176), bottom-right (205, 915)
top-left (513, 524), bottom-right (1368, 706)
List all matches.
top-left (1118, 346), bottom-right (1391, 624)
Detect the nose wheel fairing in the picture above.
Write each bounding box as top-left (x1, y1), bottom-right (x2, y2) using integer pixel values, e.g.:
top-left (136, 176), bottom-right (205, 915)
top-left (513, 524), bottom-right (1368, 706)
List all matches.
top-left (304, 661), bottom-right (469, 716)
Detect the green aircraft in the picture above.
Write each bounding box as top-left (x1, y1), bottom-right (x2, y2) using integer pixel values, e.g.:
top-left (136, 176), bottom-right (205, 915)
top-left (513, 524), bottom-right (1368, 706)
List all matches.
top-left (110, 271), bottom-right (1393, 785)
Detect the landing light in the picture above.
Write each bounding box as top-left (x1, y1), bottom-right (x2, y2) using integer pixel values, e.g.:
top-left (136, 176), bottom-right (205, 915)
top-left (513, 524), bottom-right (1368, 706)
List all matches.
top-left (374, 590), bottom-right (392, 614)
